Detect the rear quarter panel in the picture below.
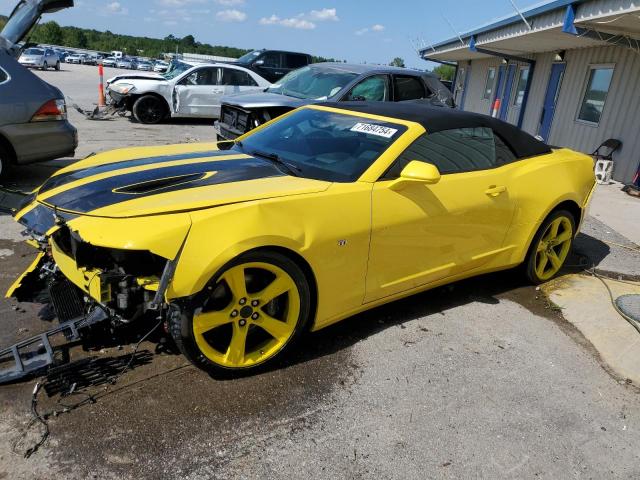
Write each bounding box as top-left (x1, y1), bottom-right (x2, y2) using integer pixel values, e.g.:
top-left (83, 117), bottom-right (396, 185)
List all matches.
top-left (503, 148), bottom-right (595, 265)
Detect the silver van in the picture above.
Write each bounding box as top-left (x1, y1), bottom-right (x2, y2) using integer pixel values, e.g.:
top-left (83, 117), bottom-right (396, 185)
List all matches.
top-left (0, 0), bottom-right (77, 178)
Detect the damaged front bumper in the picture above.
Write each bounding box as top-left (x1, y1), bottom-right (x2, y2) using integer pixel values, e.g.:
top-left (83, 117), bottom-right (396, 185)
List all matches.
top-left (1, 201), bottom-right (190, 383)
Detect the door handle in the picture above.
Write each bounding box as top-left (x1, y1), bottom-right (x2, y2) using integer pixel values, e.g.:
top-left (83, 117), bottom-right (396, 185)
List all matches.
top-left (212, 89), bottom-right (224, 94)
top-left (485, 185), bottom-right (507, 197)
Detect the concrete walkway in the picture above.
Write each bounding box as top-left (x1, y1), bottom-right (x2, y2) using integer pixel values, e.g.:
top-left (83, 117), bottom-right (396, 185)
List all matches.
top-left (589, 181), bottom-right (640, 244)
top-left (545, 274), bottom-right (640, 385)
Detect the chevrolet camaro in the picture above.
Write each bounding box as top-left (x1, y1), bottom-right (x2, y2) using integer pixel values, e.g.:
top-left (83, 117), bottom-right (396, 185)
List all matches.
top-left (5, 103), bottom-right (596, 377)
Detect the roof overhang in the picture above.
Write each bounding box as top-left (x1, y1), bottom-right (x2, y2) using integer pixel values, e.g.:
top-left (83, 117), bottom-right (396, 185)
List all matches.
top-left (421, 0), bottom-right (640, 62)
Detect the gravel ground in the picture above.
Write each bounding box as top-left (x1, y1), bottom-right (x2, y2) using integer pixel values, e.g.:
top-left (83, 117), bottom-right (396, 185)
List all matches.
top-left (0, 63), bottom-right (639, 480)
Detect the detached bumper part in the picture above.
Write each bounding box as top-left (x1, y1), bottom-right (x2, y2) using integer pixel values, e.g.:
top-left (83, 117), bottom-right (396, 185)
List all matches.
top-left (0, 308), bottom-right (109, 384)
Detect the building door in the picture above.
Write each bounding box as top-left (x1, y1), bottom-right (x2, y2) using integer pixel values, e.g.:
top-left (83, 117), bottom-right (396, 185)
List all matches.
top-left (499, 64), bottom-right (516, 121)
top-left (490, 65), bottom-right (506, 115)
top-left (538, 63), bottom-right (566, 142)
top-left (454, 65), bottom-right (470, 109)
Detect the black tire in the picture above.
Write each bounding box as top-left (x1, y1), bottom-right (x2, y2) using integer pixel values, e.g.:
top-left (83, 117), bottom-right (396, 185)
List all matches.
top-left (0, 143), bottom-right (12, 180)
top-left (55, 61), bottom-right (61, 71)
top-left (524, 209), bottom-right (576, 284)
top-left (132, 95), bottom-right (167, 124)
top-left (169, 250), bottom-right (312, 378)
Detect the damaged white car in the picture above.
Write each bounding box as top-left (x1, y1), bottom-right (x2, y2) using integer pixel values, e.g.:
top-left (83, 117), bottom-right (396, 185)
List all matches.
top-left (106, 60), bottom-right (271, 124)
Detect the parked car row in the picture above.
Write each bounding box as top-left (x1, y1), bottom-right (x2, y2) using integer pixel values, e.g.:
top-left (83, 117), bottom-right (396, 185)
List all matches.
top-left (106, 53), bottom-right (455, 128)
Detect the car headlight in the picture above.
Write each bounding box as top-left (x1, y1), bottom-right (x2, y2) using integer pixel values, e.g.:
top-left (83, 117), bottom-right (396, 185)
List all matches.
top-left (110, 83), bottom-right (136, 95)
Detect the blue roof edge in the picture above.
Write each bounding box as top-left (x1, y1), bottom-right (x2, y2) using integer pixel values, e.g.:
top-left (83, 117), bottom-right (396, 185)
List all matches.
top-left (420, 0), bottom-right (587, 55)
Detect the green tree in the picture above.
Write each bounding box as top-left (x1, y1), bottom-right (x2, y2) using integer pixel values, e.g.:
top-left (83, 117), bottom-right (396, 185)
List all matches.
top-left (389, 57), bottom-right (405, 67)
top-left (36, 21), bottom-right (64, 45)
top-left (432, 64), bottom-right (455, 81)
top-left (62, 28), bottom-right (88, 48)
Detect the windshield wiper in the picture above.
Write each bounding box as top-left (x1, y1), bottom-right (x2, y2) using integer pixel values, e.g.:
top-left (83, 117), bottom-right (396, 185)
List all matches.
top-left (250, 149), bottom-right (301, 177)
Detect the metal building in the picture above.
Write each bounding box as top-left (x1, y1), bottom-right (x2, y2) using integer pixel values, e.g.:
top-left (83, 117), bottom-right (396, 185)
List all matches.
top-left (421, 0), bottom-right (640, 183)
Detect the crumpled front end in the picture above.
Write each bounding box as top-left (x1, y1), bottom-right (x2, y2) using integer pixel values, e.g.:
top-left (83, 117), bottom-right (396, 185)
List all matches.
top-left (8, 200), bottom-right (192, 324)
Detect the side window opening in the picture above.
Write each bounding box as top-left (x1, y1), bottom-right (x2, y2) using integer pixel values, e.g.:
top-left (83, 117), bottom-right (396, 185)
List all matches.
top-left (345, 75), bottom-right (389, 102)
top-left (383, 127), bottom-right (519, 179)
top-left (221, 68), bottom-right (258, 86)
top-left (394, 75), bottom-right (427, 101)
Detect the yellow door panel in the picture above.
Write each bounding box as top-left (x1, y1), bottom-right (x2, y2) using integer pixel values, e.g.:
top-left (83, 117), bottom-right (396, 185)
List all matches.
top-left (365, 168), bottom-right (516, 302)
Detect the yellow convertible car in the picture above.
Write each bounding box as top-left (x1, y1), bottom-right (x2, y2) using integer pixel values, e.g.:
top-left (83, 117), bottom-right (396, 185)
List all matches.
top-left (4, 102), bottom-right (596, 378)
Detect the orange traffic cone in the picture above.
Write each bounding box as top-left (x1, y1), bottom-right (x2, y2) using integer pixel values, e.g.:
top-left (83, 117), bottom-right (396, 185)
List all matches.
top-left (98, 64), bottom-right (106, 107)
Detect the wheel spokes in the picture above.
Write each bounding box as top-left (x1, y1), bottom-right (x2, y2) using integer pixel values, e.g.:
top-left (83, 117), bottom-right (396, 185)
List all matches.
top-left (257, 274), bottom-right (292, 304)
top-left (223, 266), bottom-right (247, 300)
top-left (554, 228), bottom-right (572, 245)
top-left (536, 251), bottom-right (549, 276)
top-left (258, 313), bottom-right (295, 341)
top-left (225, 323), bottom-right (248, 364)
top-left (547, 249), bottom-right (562, 271)
top-left (193, 309), bottom-right (233, 336)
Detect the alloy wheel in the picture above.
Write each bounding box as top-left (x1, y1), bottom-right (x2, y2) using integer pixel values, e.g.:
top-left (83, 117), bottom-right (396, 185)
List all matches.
top-left (192, 262), bottom-right (301, 369)
top-left (534, 216), bottom-right (573, 281)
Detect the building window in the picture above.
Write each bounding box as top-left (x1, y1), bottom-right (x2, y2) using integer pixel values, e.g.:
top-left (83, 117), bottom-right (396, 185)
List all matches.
top-left (513, 66), bottom-right (530, 106)
top-left (483, 67), bottom-right (496, 100)
top-left (577, 65), bottom-right (615, 125)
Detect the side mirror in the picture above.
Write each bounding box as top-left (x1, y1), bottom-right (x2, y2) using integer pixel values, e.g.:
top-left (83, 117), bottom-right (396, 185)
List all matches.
top-left (254, 59), bottom-right (265, 66)
top-left (390, 161), bottom-right (441, 191)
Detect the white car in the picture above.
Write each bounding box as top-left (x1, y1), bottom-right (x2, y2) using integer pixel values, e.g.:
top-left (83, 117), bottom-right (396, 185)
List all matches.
top-left (18, 47), bottom-right (60, 69)
top-left (66, 53), bottom-right (85, 64)
top-left (106, 61), bottom-right (271, 124)
top-left (153, 60), bottom-right (169, 73)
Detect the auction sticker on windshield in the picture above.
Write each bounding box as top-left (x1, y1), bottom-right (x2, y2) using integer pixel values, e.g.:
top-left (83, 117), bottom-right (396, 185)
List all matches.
top-left (350, 123), bottom-right (398, 138)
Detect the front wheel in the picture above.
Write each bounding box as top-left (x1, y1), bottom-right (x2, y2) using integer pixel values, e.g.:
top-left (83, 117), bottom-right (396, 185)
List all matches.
top-left (170, 250), bottom-right (312, 377)
top-left (55, 61), bottom-right (61, 71)
top-left (524, 210), bottom-right (575, 284)
top-left (132, 95), bottom-right (167, 124)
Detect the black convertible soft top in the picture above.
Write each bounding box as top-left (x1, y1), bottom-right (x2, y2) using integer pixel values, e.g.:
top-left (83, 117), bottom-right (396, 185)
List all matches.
top-left (320, 101), bottom-right (552, 159)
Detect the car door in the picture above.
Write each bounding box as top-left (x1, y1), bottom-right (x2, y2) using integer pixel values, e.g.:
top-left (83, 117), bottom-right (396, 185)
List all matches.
top-left (364, 127), bottom-right (517, 303)
top-left (219, 67), bottom-right (261, 97)
top-left (45, 49), bottom-right (56, 66)
top-left (174, 66), bottom-right (224, 118)
top-left (253, 52), bottom-right (283, 83)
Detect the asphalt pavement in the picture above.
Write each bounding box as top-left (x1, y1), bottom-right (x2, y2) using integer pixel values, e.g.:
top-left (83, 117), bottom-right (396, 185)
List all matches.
top-left (0, 64), bottom-right (639, 480)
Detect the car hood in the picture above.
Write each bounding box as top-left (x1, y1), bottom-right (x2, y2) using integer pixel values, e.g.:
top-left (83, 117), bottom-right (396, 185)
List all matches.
top-left (107, 73), bottom-right (165, 84)
top-left (222, 91), bottom-right (314, 109)
top-left (26, 143), bottom-right (330, 221)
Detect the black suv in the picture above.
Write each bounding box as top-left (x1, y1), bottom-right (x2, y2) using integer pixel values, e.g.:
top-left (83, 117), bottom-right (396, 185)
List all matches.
top-left (235, 49), bottom-right (312, 83)
top-left (216, 63), bottom-right (455, 140)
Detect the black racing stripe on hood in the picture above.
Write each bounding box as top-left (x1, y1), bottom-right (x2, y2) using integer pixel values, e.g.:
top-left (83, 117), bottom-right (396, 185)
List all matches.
top-left (19, 204), bottom-right (77, 236)
top-left (39, 150), bottom-right (234, 194)
top-left (43, 158), bottom-right (284, 214)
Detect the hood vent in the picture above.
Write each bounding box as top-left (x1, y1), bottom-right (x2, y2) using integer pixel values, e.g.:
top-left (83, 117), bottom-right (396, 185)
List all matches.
top-left (114, 173), bottom-right (207, 195)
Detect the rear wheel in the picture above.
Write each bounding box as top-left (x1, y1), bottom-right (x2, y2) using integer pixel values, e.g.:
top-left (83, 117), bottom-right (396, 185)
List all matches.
top-left (132, 95), bottom-right (167, 124)
top-left (170, 250), bottom-right (312, 377)
top-left (525, 210), bottom-right (575, 284)
top-left (55, 61), bottom-right (61, 71)
top-left (0, 144), bottom-right (11, 180)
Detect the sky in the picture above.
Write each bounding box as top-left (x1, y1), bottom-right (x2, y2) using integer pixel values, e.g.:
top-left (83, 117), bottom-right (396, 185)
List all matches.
top-left (0, 0), bottom-right (540, 68)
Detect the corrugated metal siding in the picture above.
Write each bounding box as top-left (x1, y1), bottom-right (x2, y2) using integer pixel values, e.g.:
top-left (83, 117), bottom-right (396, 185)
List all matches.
top-left (548, 45), bottom-right (640, 182)
top-left (460, 58), bottom-right (498, 114)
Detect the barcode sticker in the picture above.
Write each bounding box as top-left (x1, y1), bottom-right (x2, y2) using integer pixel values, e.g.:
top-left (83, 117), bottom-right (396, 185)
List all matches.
top-left (350, 123), bottom-right (398, 138)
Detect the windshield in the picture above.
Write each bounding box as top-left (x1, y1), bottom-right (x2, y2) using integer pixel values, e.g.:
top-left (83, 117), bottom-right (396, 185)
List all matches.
top-left (1, 0), bottom-right (37, 45)
top-left (237, 50), bottom-right (261, 63)
top-left (162, 60), bottom-right (191, 80)
top-left (266, 66), bottom-right (358, 100)
top-left (232, 108), bottom-right (407, 182)
top-left (24, 47), bottom-right (44, 55)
